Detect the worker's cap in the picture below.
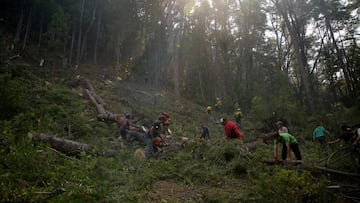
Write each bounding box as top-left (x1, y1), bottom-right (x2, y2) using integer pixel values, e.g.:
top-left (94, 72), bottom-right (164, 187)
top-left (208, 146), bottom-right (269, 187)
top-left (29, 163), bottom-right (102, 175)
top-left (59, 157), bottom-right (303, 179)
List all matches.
top-left (220, 117), bottom-right (226, 124)
top-left (276, 121), bottom-right (283, 125)
top-left (159, 112), bottom-right (170, 118)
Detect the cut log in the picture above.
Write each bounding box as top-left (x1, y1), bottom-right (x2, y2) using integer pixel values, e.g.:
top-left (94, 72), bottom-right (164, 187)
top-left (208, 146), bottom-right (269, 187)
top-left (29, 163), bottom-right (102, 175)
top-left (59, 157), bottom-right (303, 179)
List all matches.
top-left (35, 133), bottom-right (92, 155)
top-left (262, 159), bottom-right (303, 165)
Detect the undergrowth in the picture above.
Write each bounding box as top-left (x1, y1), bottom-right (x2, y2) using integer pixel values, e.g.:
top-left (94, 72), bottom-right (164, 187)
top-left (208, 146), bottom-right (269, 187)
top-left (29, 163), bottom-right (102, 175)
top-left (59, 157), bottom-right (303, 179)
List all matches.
top-left (0, 62), bottom-right (358, 202)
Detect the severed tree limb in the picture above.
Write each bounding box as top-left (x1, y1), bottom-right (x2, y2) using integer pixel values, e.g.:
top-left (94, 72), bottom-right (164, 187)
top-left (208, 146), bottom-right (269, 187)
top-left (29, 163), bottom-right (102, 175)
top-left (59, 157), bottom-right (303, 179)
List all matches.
top-left (315, 166), bottom-right (360, 177)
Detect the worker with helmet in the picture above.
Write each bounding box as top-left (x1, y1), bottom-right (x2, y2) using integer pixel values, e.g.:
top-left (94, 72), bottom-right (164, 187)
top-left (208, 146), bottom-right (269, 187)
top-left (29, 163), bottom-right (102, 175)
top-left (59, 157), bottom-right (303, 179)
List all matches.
top-left (234, 107), bottom-right (243, 128)
top-left (215, 98), bottom-right (222, 110)
top-left (158, 112), bottom-right (172, 134)
top-left (205, 105), bottom-right (212, 115)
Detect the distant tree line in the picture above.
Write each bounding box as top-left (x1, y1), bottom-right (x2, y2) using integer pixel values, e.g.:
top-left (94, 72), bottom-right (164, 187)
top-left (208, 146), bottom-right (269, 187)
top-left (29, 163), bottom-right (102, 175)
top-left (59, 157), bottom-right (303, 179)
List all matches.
top-left (0, 0), bottom-right (359, 118)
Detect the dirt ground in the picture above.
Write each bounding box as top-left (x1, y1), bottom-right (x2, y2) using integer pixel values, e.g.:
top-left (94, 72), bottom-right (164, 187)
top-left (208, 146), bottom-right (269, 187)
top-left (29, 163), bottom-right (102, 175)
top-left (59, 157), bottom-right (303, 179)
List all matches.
top-left (149, 180), bottom-right (202, 202)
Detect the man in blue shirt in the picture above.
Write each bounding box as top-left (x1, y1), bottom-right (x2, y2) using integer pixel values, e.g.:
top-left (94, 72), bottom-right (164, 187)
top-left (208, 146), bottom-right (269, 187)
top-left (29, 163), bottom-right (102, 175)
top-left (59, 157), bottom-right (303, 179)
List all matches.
top-left (200, 121), bottom-right (210, 140)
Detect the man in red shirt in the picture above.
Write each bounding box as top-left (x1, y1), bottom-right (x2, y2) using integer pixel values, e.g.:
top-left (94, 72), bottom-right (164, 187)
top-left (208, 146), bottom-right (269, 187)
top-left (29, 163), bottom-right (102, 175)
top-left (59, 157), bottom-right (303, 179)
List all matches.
top-left (220, 117), bottom-right (244, 140)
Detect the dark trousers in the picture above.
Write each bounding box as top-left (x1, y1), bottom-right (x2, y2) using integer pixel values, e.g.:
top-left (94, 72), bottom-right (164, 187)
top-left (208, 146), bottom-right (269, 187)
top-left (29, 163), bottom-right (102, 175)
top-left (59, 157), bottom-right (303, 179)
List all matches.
top-left (120, 129), bottom-right (128, 140)
top-left (282, 143), bottom-right (302, 160)
top-left (315, 136), bottom-right (328, 156)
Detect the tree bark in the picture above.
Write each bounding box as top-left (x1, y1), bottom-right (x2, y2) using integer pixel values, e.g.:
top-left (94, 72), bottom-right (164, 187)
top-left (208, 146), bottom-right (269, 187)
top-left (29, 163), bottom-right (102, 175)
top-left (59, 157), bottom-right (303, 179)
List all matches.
top-left (35, 133), bottom-right (92, 155)
top-left (76, 0), bottom-right (86, 64)
top-left (94, 12), bottom-right (101, 64)
top-left (272, 0), bottom-right (316, 114)
top-left (80, 5), bottom-right (96, 60)
top-left (84, 79), bottom-right (122, 122)
top-left (13, 8), bottom-right (24, 47)
top-left (38, 13), bottom-right (44, 48)
top-left (69, 27), bottom-right (76, 65)
top-left (321, 0), bottom-right (355, 99)
top-left (22, 7), bottom-right (33, 50)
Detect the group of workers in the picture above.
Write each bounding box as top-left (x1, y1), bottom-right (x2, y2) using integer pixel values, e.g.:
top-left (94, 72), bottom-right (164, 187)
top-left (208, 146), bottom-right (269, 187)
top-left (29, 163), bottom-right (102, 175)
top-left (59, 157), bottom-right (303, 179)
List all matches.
top-left (117, 112), bottom-right (171, 159)
top-left (118, 107), bottom-right (360, 167)
top-left (206, 97), bottom-right (243, 128)
top-left (205, 98), bottom-right (222, 115)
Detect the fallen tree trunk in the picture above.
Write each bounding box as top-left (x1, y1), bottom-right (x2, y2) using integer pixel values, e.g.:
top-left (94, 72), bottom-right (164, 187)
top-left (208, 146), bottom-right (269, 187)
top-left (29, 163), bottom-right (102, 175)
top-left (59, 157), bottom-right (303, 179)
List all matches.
top-left (85, 88), bottom-right (106, 115)
top-left (84, 83), bottom-right (122, 122)
top-left (35, 133), bottom-right (92, 155)
top-left (85, 79), bottom-right (105, 106)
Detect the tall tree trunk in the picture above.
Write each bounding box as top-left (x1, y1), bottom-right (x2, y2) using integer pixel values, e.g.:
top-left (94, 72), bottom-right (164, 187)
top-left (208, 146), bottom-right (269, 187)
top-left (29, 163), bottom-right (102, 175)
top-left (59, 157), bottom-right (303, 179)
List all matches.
top-left (22, 7), bottom-right (33, 50)
top-left (173, 49), bottom-right (180, 97)
top-left (321, 0), bottom-right (354, 99)
top-left (76, 0), bottom-right (86, 65)
top-left (38, 14), bottom-right (44, 48)
top-left (199, 71), bottom-right (205, 100)
top-left (13, 8), bottom-right (24, 47)
top-left (94, 13), bottom-right (101, 64)
top-left (69, 28), bottom-right (76, 65)
top-left (80, 5), bottom-right (96, 61)
top-left (273, 0), bottom-right (316, 114)
top-left (114, 34), bottom-right (121, 67)
top-left (63, 34), bottom-right (68, 68)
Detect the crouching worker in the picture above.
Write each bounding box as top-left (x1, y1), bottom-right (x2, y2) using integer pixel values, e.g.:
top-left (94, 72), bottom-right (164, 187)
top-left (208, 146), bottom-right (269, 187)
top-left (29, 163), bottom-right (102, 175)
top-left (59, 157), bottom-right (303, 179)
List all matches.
top-left (145, 121), bottom-right (164, 159)
top-left (273, 132), bottom-right (302, 163)
top-left (118, 113), bottom-right (137, 141)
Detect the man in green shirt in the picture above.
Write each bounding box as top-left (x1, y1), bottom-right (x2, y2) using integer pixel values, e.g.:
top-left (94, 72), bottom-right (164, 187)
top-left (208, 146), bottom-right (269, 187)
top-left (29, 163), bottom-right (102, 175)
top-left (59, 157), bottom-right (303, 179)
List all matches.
top-left (274, 132), bottom-right (302, 163)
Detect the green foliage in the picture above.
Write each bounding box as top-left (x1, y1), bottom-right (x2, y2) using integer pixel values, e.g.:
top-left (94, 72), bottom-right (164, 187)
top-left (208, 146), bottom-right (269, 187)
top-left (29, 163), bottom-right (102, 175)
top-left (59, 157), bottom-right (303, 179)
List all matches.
top-left (249, 169), bottom-right (328, 202)
top-left (46, 5), bottom-right (71, 59)
top-left (0, 74), bottom-right (28, 120)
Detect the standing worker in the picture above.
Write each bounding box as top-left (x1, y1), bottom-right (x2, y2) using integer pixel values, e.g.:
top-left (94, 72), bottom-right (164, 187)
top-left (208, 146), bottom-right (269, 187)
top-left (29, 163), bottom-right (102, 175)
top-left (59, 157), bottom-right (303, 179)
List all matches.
top-left (205, 105), bottom-right (212, 115)
top-left (234, 108), bottom-right (243, 128)
top-left (215, 98), bottom-right (222, 110)
top-left (313, 124), bottom-right (329, 147)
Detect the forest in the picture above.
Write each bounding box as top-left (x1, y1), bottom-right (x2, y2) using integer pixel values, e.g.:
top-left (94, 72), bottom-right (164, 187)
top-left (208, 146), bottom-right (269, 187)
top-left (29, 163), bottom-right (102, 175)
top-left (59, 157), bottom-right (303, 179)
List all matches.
top-left (0, 0), bottom-right (359, 202)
